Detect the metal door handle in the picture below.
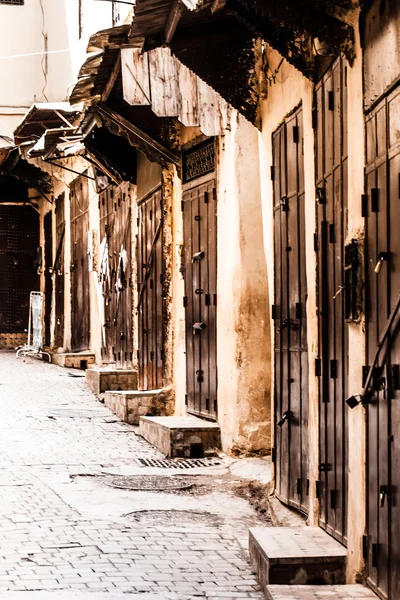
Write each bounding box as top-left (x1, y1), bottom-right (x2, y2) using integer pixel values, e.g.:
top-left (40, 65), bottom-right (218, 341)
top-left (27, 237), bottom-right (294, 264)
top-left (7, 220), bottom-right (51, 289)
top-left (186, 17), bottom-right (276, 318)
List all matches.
top-left (380, 485), bottom-right (388, 507)
top-left (375, 252), bottom-right (388, 273)
top-left (193, 322), bottom-right (206, 334)
top-left (278, 319), bottom-right (298, 332)
top-left (277, 410), bottom-right (292, 427)
top-left (192, 251), bottom-right (205, 263)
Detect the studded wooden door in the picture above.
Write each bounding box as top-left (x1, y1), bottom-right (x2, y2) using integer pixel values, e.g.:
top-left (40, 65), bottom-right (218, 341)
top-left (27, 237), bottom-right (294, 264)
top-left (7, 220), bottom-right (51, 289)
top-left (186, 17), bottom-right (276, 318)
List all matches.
top-left (99, 182), bottom-right (133, 368)
top-left (273, 107), bottom-right (308, 513)
top-left (44, 211), bottom-right (53, 347)
top-left (365, 85), bottom-right (400, 600)
top-left (315, 57), bottom-right (349, 544)
top-left (182, 175), bottom-right (217, 420)
top-left (137, 187), bottom-right (163, 389)
top-left (54, 193), bottom-right (65, 349)
top-left (0, 205), bottom-right (39, 333)
top-left (70, 175), bottom-right (90, 352)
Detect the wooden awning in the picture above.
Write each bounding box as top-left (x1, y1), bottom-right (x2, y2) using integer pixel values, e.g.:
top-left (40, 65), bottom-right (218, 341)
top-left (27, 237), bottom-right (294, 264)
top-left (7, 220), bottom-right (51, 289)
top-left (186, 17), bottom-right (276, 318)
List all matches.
top-left (14, 103), bottom-right (80, 146)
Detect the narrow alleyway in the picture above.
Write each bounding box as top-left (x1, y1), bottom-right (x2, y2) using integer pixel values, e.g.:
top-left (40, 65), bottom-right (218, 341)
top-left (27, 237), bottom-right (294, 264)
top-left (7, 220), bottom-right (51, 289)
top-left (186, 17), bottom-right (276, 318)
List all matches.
top-left (0, 351), bottom-right (266, 599)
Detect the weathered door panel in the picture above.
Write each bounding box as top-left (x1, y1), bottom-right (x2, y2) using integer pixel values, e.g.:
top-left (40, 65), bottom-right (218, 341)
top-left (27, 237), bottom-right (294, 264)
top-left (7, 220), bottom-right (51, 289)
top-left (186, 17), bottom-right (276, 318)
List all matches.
top-left (137, 187), bottom-right (163, 389)
top-left (183, 176), bottom-right (217, 420)
top-left (70, 175), bottom-right (90, 352)
top-left (54, 193), bottom-right (65, 348)
top-left (316, 57), bottom-right (349, 544)
top-left (365, 86), bottom-right (400, 600)
top-left (44, 211), bottom-right (52, 346)
top-left (273, 107), bottom-right (308, 514)
top-left (0, 205), bottom-right (39, 333)
top-left (99, 182), bottom-right (133, 368)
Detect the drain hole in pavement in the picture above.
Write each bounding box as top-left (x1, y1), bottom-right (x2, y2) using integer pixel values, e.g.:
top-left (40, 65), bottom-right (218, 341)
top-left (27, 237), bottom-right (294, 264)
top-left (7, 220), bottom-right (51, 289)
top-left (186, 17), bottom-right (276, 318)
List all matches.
top-left (123, 509), bottom-right (223, 526)
top-left (135, 457), bottom-right (222, 469)
top-left (105, 475), bottom-right (196, 491)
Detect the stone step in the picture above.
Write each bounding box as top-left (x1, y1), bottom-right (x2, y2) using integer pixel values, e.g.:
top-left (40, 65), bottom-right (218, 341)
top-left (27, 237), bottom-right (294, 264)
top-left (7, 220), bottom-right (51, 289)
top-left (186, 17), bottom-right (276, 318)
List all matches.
top-left (51, 352), bottom-right (95, 369)
top-left (249, 527), bottom-right (347, 592)
top-left (139, 415), bottom-right (221, 458)
top-left (85, 367), bottom-right (137, 395)
top-left (104, 389), bottom-right (171, 425)
top-left (266, 584), bottom-right (376, 599)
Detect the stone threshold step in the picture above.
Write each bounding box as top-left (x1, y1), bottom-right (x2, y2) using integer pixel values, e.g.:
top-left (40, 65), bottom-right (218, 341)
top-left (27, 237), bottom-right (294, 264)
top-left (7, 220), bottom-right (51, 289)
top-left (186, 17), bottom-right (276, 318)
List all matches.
top-left (104, 389), bottom-right (174, 425)
top-left (139, 415), bottom-right (221, 458)
top-left (51, 352), bottom-right (95, 369)
top-left (250, 527), bottom-right (347, 591)
top-left (85, 367), bottom-right (138, 395)
top-left (266, 584), bottom-right (376, 599)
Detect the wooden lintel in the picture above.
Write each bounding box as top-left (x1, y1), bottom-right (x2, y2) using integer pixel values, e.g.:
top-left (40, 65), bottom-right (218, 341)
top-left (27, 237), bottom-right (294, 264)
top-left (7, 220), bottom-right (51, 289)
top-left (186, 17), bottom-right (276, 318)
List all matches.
top-left (165, 0), bottom-right (184, 44)
top-left (101, 54), bottom-right (122, 103)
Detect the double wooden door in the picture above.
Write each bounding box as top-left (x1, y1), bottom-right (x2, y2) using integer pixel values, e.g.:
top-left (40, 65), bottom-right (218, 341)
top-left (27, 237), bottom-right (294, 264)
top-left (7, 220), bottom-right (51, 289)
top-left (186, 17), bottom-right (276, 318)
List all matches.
top-left (273, 107), bottom-right (308, 513)
top-left (54, 193), bottom-right (65, 349)
top-left (183, 175), bottom-right (217, 420)
top-left (315, 57), bottom-right (349, 544)
top-left (70, 175), bottom-right (90, 352)
top-left (137, 187), bottom-right (164, 389)
top-left (44, 211), bottom-right (52, 346)
top-left (99, 182), bottom-right (133, 368)
top-left (365, 86), bottom-right (400, 600)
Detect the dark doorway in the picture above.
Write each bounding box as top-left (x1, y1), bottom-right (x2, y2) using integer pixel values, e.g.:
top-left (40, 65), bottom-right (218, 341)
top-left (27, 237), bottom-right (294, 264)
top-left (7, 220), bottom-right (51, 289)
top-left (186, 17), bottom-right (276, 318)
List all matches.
top-left (99, 181), bottom-right (133, 368)
top-left (273, 106), bottom-right (308, 514)
top-left (44, 211), bottom-right (52, 347)
top-left (0, 204), bottom-right (39, 333)
top-left (54, 193), bottom-right (65, 349)
top-left (70, 175), bottom-right (90, 352)
top-left (182, 172), bottom-right (217, 420)
top-left (365, 85), bottom-right (400, 600)
top-left (137, 186), bottom-right (163, 389)
top-left (315, 56), bottom-right (349, 545)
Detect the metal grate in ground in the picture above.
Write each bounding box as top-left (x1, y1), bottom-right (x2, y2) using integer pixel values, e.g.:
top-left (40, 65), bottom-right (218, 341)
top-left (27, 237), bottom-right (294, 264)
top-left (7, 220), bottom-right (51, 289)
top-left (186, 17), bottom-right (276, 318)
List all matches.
top-left (135, 457), bottom-right (223, 469)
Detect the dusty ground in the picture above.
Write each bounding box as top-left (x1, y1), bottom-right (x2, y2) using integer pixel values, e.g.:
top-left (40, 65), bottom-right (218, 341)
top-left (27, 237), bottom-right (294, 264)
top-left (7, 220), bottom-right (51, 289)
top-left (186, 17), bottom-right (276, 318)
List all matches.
top-left (0, 350), bottom-right (271, 599)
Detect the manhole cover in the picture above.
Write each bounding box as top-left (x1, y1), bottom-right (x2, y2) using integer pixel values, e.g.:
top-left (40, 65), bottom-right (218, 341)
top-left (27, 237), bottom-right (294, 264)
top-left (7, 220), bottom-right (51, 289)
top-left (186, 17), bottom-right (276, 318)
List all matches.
top-left (124, 509), bottom-right (223, 526)
top-left (135, 457), bottom-right (223, 469)
top-left (105, 475), bottom-right (196, 491)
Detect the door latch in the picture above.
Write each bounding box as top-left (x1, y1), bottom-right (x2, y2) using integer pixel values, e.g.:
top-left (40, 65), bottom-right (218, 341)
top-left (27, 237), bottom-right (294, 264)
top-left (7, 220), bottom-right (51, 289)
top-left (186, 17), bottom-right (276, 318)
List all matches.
top-left (192, 251), bottom-right (205, 263)
top-left (380, 485), bottom-right (388, 507)
top-left (277, 410), bottom-right (292, 427)
top-left (375, 252), bottom-right (388, 274)
top-left (196, 369), bottom-right (204, 383)
top-left (193, 322), bottom-right (206, 334)
top-left (277, 319), bottom-right (298, 332)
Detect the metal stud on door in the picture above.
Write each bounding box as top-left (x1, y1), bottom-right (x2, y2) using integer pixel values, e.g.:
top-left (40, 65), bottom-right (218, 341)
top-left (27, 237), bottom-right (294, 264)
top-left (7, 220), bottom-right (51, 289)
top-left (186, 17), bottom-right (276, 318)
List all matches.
top-left (273, 107), bottom-right (308, 514)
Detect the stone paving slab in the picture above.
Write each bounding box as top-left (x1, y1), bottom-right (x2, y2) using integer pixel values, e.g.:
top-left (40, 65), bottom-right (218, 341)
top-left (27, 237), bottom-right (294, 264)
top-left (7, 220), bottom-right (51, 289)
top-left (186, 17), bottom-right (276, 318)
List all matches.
top-left (266, 584), bottom-right (377, 599)
top-left (0, 351), bottom-right (264, 599)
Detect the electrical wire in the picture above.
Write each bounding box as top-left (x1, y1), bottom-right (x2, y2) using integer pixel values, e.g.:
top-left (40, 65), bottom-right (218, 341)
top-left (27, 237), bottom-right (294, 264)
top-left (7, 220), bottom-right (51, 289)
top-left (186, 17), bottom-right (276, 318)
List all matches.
top-left (0, 49), bottom-right (71, 61)
top-left (39, 0), bottom-right (49, 102)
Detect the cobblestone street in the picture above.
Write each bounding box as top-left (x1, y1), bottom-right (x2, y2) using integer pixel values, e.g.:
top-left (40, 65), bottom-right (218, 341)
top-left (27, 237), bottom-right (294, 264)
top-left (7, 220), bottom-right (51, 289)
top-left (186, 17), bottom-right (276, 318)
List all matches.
top-left (0, 351), bottom-right (265, 599)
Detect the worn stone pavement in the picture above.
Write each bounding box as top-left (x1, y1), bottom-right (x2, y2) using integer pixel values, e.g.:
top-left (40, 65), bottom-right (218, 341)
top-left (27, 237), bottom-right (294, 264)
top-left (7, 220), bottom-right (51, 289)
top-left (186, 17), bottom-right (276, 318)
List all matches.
top-left (0, 351), bottom-right (265, 599)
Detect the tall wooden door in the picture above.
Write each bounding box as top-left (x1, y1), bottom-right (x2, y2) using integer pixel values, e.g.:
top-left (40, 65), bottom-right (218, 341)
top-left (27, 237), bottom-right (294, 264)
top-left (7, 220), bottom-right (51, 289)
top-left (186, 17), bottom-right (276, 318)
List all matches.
top-left (183, 174), bottom-right (217, 420)
top-left (44, 211), bottom-right (53, 347)
top-left (315, 57), bottom-right (349, 544)
top-left (54, 193), bottom-right (65, 349)
top-left (70, 175), bottom-right (90, 352)
top-left (137, 187), bottom-right (163, 389)
top-left (365, 86), bottom-right (400, 600)
top-left (99, 182), bottom-right (133, 368)
top-left (273, 107), bottom-right (308, 513)
top-left (0, 205), bottom-right (39, 333)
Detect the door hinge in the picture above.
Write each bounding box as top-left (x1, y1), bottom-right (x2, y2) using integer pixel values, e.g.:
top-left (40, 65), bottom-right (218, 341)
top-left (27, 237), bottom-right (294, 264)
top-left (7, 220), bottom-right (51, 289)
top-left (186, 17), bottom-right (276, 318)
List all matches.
top-left (315, 358), bottom-right (322, 376)
top-left (185, 394), bottom-right (188, 406)
top-left (271, 447), bottom-right (276, 463)
top-left (372, 543), bottom-right (378, 568)
top-left (312, 109), bottom-right (317, 130)
top-left (183, 296), bottom-right (188, 308)
top-left (212, 188), bottom-right (217, 201)
top-left (329, 224), bottom-right (335, 244)
top-left (371, 188), bottom-right (379, 212)
top-left (295, 302), bottom-right (302, 319)
top-left (328, 90), bottom-right (334, 111)
top-left (181, 200), bottom-right (184, 211)
top-left (330, 489), bottom-right (338, 509)
top-left (330, 359), bottom-right (338, 379)
top-left (205, 294), bottom-right (211, 306)
top-left (362, 194), bottom-right (368, 218)
top-left (362, 535), bottom-right (368, 560)
top-left (270, 166), bottom-right (275, 181)
top-left (297, 478), bottom-right (302, 495)
top-left (213, 294), bottom-right (217, 306)
top-left (306, 479), bottom-right (310, 496)
top-left (204, 191), bottom-right (209, 204)
top-left (293, 125), bottom-right (299, 144)
top-left (314, 232), bottom-right (319, 252)
top-left (316, 480), bottom-right (322, 499)
top-left (272, 305), bottom-right (277, 320)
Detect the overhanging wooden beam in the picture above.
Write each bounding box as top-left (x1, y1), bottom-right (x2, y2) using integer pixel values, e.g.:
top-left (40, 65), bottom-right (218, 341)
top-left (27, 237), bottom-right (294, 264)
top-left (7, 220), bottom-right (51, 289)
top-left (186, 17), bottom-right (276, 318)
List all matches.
top-left (165, 0), bottom-right (184, 44)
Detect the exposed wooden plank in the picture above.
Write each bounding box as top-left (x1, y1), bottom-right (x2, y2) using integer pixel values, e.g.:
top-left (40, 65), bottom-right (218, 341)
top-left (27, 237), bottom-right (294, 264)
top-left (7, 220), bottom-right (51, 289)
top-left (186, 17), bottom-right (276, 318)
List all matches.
top-left (121, 48), bottom-right (151, 106)
top-left (165, 0), bottom-right (183, 44)
top-left (102, 54), bottom-right (122, 102)
top-left (177, 60), bottom-right (199, 127)
top-left (148, 47), bottom-right (179, 117)
top-left (198, 78), bottom-right (223, 136)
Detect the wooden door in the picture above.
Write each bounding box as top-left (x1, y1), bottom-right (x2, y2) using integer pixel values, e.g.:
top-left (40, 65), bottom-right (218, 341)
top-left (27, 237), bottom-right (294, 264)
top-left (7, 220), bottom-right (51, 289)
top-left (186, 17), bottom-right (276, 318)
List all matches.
top-left (0, 205), bottom-right (39, 333)
top-left (273, 107), bottom-right (308, 513)
top-left (70, 175), bottom-right (90, 352)
top-left (183, 176), bottom-right (217, 420)
top-left (365, 86), bottom-right (400, 600)
top-left (315, 57), bottom-right (349, 544)
top-left (44, 211), bottom-right (53, 347)
top-left (99, 182), bottom-right (133, 368)
top-left (137, 187), bottom-right (163, 389)
top-left (54, 193), bottom-right (65, 349)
